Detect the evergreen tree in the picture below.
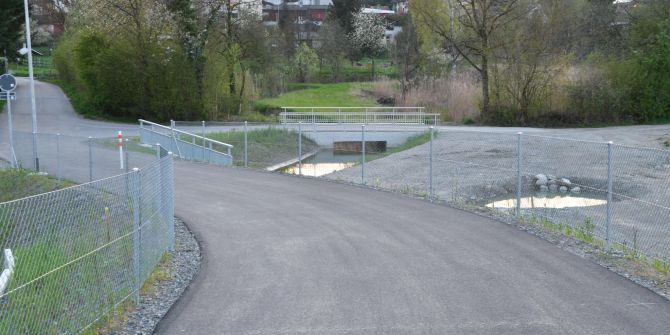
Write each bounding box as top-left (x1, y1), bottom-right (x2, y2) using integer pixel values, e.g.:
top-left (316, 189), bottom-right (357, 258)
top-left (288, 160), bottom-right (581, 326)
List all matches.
top-left (0, 0), bottom-right (24, 61)
top-left (329, 0), bottom-right (361, 34)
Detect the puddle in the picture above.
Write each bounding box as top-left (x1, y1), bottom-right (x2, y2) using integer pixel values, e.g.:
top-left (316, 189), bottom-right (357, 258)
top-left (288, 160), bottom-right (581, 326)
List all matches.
top-left (282, 149), bottom-right (380, 177)
top-left (486, 194), bottom-right (607, 209)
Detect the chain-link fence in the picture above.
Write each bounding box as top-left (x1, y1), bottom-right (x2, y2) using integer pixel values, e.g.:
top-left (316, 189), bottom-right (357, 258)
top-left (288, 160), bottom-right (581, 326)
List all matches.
top-left (12, 130), bottom-right (158, 184)
top-left (0, 133), bottom-right (174, 333)
top-left (168, 121), bottom-right (670, 267)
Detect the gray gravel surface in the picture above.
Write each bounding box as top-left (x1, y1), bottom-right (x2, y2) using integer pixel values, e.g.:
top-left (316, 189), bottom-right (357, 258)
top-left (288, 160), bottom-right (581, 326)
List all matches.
top-left (115, 218), bottom-right (201, 335)
top-left (327, 129), bottom-right (670, 261)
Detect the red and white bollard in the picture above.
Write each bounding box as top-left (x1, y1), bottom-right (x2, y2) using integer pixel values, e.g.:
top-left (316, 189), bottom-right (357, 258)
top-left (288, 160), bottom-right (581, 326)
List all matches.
top-left (118, 131), bottom-right (124, 170)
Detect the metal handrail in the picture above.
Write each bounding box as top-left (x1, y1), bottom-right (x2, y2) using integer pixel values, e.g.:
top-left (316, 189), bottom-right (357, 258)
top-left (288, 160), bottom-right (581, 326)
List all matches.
top-left (279, 110), bottom-right (440, 125)
top-left (281, 107), bottom-right (426, 111)
top-left (139, 119), bottom-right (233, 157)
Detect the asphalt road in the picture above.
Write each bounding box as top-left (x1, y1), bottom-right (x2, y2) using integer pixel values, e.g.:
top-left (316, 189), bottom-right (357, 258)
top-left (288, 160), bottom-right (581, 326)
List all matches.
top-left (155, 163), bottom-right (670, 335)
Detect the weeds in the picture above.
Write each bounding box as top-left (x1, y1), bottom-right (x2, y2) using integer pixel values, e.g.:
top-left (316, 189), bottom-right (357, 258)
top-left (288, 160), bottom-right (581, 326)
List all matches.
top-left (204, 128), bottom-right (318, 168)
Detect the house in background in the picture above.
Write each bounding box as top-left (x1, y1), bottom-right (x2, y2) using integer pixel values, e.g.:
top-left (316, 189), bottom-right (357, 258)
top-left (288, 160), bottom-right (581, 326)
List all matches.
top-left (391, 0), bottom-right (408, 15)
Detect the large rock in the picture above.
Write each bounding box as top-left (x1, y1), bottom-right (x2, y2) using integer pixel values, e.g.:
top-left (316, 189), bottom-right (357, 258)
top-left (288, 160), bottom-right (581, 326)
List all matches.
top-left (559, 186), bottom-right (568, 193)
top-left (539, 185), bottom-right (549, 193)
top-left (571, 187), bottom-right (581, 194)
top-left (536, 179), bottom-right (548, 187)
top-left (559, 178), bottom-right (572, 187)
top-left (549, 184), bottom-right (559, 192)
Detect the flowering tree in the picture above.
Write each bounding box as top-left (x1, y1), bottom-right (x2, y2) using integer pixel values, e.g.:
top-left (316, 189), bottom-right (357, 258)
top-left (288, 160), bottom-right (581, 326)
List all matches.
top-left (349, 11), bottom-right (387, 79)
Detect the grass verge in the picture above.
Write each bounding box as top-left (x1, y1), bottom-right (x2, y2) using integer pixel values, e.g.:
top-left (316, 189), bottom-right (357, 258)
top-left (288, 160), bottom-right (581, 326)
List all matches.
top-left (255, 82), bottom-right (380, 113)
top-left (363, 130), bottom-right (434, 164)
top-left (0, 168), bottom-right (73, 202)
top-left (204, 128), bottom-right (318, 168)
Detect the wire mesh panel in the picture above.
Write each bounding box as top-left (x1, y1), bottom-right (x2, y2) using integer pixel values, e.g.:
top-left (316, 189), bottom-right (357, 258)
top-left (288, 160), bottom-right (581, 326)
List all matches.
top-left (611, 145), bottom-right (670, 260)
top-left (430, 131), bottom-right (518, 205)
top-left (0, 152), bottom-right (173, 333)
top-left (12, 131), bottom-right (157, 184)
top-left (520, 135), bottom-right (609, 242)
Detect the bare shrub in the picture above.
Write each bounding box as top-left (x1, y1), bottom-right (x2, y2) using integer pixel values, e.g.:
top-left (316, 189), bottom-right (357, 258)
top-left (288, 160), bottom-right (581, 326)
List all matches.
top-left (371, 71), bottom-right (481, 122)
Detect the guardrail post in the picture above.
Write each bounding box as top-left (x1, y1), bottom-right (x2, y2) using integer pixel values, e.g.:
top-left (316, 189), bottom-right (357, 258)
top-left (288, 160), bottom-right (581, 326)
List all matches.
top-left (131, 167), bottom-right (142, 303)
top-left (606, 141), bottom-right (613, 252)
top-left (429, 126), bottom-right (433, 201)
top-left (208, 142), bottom-right (212, 163)
top-left (88, 136), bottom-right (93, 182)
top-left (244, 121), bottom-right (248, 167)
top-left (361, 124), bottom-right (366, 184)
top-left (56, 133), bottom-right (61, 184)
top-left (298, 122), bottom-right (302, 175)
top-left (516, 132), bottom-right (523, 216)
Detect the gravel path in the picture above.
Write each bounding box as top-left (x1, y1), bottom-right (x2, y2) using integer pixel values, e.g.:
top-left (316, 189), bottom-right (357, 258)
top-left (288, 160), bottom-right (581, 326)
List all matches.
top-left (116, 218), bottom-right (201, 335)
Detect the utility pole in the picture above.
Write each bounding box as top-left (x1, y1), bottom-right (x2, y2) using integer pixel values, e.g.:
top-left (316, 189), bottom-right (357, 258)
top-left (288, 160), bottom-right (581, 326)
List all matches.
top-left (24, 0), bottom-right (39, 170)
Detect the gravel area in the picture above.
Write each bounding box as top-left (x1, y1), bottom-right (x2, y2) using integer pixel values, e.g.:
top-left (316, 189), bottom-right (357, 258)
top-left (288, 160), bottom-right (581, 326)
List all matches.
top-left (326, 129), bottom-right (670, 261)
top-left (115, 217), bottom-right (201, 335)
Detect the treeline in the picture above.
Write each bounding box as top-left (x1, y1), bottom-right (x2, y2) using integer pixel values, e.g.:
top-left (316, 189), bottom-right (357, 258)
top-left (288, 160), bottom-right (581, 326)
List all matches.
top-left (403, 0), bottom-right (670, 126)
top-left (52, 0), bottom-right (393, 122)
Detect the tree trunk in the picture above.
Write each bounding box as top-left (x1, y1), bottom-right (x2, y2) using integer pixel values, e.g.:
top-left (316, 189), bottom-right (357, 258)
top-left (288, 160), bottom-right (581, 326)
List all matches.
top-left (480, 54), bottom-right (490, 120)
top-left (371, 58), bottom-right (375, 81)
top-left (238, 65), bottom-right (246, 115)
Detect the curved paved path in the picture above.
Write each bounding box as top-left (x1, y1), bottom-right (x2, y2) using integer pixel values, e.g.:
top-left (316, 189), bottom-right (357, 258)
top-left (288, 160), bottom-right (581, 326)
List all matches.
top-left (3, 80), bottom-right (670, 334)
top-left (156, 162), bottom-right (670, 334)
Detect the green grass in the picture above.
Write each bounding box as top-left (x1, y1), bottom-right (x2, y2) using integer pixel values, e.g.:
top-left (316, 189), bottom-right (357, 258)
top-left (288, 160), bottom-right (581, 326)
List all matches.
top-left (97, 136), bottom-right (157, 156)
top-left (255, 82), bottom-right (380, 113)
top-left (386, 131), bottom-right (434, 156)
top-left (316, 57), bottom-right (397, 80)
top-left (0, 168), bottom-right (72, 203)
top-left (204, 128), bottom-right (318, 168)
top-left (7, 56), bottom-right (57, 79)
top-left (363, 131), bottom-right (434, 163)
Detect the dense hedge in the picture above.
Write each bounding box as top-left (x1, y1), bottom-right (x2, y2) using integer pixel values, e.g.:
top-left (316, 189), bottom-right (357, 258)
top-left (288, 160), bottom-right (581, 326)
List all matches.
top-left (54, 31), bottom-right (202, 122)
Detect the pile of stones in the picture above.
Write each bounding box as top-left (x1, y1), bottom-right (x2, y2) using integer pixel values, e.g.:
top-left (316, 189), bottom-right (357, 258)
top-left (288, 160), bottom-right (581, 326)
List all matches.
top-left (534, 174), bottom-right (581, 194)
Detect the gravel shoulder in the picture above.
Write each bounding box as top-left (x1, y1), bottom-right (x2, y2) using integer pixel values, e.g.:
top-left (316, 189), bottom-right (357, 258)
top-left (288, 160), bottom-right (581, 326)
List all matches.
top-left (115, 218), bottom-right (201, 335)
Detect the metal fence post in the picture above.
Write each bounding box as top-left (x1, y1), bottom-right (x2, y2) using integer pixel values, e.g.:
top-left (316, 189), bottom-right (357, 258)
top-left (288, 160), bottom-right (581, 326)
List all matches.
top-left (202, 121), bottom-right (206, 161)
top-left (7, 94), bottom-right (15, 167)
top-left (429, 126), bottom-right (434, 201)
top-left (362, 124), bottom-right (366, 184)
top-left (244, 121), bottom-right (248, 167)
top-left (516, 132), bottom-right (523, 216)
top-left (88, 136), bottom-right (93, 182)
top-left (131, 167), bottom-right (142, 303)
top-left (167, 152), bottom-right (174, 251)
top-left (56, 133), bottom-right (61, 184)
top-left (606, 141), bottom-right (613, 251)
top-left (298, 122), bottom-right (302, 175)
